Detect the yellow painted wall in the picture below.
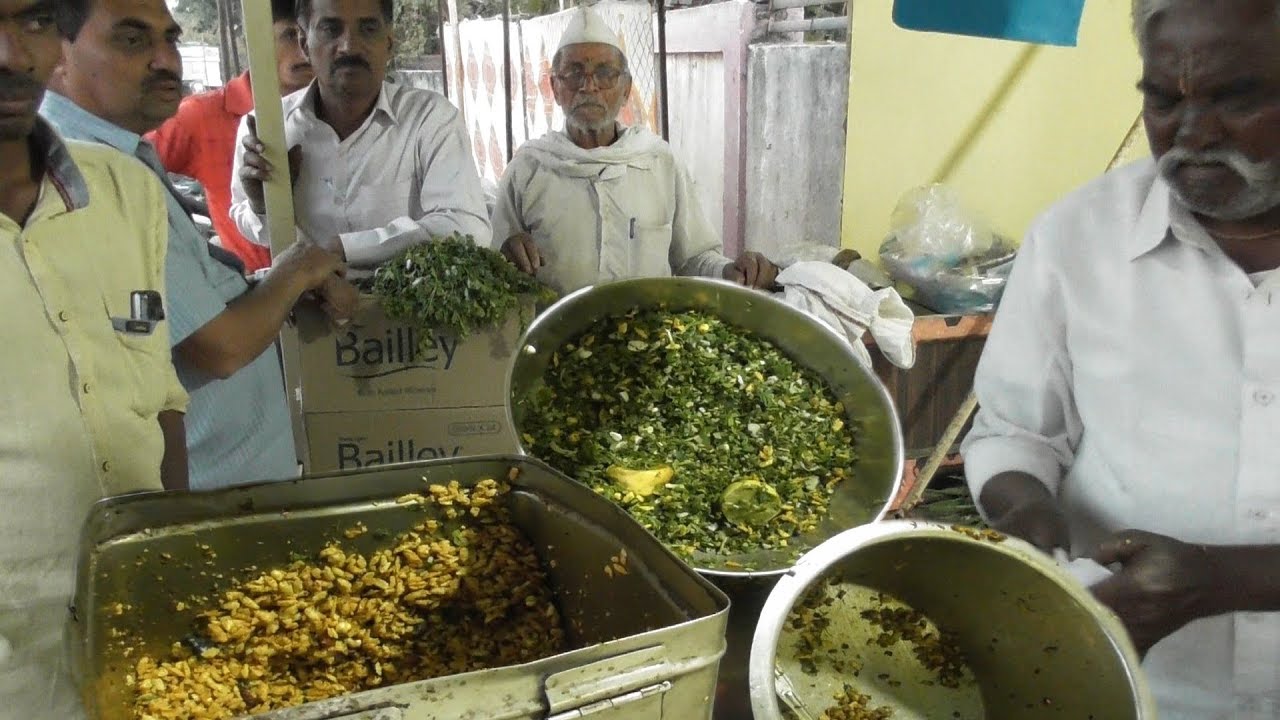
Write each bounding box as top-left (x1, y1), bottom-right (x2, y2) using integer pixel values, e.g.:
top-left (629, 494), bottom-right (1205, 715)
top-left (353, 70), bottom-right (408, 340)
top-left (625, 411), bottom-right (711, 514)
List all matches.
top-left (840, 0), bottom-right (1149, 258)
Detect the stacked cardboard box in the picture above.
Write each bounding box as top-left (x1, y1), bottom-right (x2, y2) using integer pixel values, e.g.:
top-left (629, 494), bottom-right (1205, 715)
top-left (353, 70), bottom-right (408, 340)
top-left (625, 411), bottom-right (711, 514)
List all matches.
top-left (290, 297), bottom-right (524, 473)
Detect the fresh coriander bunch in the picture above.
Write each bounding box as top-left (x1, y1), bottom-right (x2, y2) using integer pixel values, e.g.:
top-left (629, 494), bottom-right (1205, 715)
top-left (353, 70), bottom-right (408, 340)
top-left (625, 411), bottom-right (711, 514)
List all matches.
top-left (371, 234), bottom-right (555, 341)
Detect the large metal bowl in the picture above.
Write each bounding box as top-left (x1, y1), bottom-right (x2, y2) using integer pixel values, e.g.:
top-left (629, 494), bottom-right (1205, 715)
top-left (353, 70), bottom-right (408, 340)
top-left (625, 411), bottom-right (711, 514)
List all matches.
top-left (505, 277), bottom-right (905, 578)
top-left (750, 521), bottom-right (1157, 719)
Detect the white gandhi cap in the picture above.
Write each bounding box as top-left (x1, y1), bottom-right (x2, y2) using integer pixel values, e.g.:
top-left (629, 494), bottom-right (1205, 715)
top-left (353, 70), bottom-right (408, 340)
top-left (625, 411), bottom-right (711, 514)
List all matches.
top-left (557, 5), bottom-right (625, 53)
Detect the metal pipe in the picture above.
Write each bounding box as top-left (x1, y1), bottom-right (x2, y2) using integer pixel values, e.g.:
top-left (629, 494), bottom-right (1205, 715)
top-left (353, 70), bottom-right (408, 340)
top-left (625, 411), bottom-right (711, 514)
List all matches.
top-left (502, 0), bottom-right (514, 162)
top-left (766, 16), bottom-right (848, 33)
top-left (437, 0), bottom-right (450, 99)
top-left (656, 0), bottom-right (670, 141)
top-left (445, 0), bottom-right (467, 127)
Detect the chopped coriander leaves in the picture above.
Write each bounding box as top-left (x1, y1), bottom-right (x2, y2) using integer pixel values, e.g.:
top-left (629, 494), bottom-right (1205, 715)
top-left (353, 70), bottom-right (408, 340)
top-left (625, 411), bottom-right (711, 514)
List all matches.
top-left (520, 308), bottom-right (859, 560)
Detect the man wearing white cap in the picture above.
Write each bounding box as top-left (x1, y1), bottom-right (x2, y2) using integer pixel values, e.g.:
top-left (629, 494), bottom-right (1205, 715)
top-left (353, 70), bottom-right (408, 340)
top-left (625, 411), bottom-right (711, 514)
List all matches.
top-left (492, 5), bottom-right (778, 295)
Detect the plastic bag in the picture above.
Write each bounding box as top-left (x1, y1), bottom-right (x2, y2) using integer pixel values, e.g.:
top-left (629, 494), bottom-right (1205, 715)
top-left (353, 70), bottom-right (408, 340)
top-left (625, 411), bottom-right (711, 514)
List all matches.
top-left (879, 185), bottom-right (1015, 315)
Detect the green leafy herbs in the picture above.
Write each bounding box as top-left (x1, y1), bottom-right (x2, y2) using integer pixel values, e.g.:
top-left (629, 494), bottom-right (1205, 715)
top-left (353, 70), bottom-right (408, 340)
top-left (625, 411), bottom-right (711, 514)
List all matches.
top-left (371, 234), bottom-right (555, 344)
top-left (519, 308), bottom-right (859, 563)
top-left (911, 484), bottom-right (986, 528)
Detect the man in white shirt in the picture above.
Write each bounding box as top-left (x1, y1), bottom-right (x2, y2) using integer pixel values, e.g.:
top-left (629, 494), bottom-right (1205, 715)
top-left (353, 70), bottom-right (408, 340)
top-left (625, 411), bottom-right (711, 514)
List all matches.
top-left (963, 1), bottom-right (1280, 717)
top-left (231, 0), bottom-right (491, 267)
top-left (491, 6), bottom-right (777, 295)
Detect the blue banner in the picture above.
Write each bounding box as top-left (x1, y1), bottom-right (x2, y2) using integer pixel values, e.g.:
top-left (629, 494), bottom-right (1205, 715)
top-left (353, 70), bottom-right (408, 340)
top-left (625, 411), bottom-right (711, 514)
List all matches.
top-left (892, 0), bottom-right (1087, 47)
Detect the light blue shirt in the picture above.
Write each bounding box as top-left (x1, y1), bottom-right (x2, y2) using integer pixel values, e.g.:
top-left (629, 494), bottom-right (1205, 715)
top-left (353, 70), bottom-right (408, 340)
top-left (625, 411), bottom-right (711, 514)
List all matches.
top-left (41, 92), bottom-right (298, 490)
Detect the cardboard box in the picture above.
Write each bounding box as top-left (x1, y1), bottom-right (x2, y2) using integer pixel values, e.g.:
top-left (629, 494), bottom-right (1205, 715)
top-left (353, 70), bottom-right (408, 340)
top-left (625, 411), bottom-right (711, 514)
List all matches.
top-left (293, 297), bottom-right (525, 413)
top-left (303, 406), bottom-right (517, 473)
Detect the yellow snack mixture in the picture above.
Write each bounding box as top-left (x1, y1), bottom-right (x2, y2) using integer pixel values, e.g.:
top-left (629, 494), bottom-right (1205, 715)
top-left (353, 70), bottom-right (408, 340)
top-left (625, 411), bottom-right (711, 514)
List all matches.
top-left (128, 479), bottom-right (565, 719)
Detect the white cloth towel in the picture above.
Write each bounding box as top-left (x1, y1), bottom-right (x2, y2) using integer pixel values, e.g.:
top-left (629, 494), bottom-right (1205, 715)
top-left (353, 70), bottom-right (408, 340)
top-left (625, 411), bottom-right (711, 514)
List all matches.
top-left (1052, 548), bottom-right (1115, 589)
top-left (775, 261), bottom-right (916, 369)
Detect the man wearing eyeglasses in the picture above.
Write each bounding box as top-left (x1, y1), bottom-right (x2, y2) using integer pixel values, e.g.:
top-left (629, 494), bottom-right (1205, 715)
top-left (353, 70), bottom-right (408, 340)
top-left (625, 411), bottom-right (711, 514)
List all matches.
top-left (491, 5), bottom-right (777, 295)
top-left (231, 0), bottom-right (491, 267)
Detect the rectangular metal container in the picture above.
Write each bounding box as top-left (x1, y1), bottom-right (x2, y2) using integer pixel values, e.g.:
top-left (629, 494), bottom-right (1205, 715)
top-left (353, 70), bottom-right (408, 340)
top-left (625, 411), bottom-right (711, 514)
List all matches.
top-left (71, 456), bottom-right (730, 720)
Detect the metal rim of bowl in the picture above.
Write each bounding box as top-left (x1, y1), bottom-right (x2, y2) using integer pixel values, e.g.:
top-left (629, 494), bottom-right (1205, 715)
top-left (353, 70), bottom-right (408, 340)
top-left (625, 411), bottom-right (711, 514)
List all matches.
top-left (746, 520), bottom-right (1159, 719)
top-left (504, 277), bottom-right (906, 579)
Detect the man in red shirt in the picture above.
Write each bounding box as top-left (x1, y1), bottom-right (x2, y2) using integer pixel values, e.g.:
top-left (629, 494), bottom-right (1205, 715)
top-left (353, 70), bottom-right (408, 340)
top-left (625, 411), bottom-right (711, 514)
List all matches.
top-left (147, 0), bottom-right (313, 271)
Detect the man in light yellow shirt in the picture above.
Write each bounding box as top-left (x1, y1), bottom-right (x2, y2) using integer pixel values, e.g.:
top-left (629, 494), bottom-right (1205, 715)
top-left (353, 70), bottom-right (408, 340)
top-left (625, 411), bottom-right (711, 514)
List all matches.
top-left (0, 0), bottom-right (188, 715)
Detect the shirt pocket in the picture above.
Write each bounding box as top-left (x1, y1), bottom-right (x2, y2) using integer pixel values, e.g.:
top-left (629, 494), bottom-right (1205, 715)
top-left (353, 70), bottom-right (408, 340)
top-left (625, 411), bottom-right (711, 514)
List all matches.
top-left (631, 221), bottom-right (674, 277)
top-left (101, 295), bottom-right (171, 418)
top-left (354, 179), bottom-right (415, 226)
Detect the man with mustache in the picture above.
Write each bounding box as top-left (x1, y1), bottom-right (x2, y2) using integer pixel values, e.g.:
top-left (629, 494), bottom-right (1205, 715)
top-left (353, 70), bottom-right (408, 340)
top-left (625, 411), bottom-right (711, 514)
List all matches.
top-left (0, 0), bottom-right (188, 714)
top-left (490, 6), bottom-right (778, 295)
top-left (41, 0), bottom-right (359, 490)
top-left (230, 0), bottom-right (490, 267)
top-left (963, 0), bottom-right (1280, 717)
top-left (145, 0), bottom-right (313, 272)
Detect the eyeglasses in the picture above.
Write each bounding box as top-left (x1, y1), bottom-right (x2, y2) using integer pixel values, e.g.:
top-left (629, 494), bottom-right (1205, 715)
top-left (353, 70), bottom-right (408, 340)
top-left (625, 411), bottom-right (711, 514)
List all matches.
top-left (554, 66), bottom-right (628, 90)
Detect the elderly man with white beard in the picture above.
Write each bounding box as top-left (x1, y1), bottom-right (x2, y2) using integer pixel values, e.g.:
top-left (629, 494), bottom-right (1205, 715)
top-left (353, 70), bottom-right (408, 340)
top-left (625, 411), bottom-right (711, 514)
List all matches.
top-left (491, 5), bottom-right (778, 295)
top-left (962, 0), bottom-right (1280, 717)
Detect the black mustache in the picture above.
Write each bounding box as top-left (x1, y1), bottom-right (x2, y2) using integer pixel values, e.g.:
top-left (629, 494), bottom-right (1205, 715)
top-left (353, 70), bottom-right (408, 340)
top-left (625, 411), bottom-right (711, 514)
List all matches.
top-left (143, 70), bottom-right (182, 90)
top-left (291, 62), bottom-right (313, 72)
top-left (333, 57), bottom-right (370, 71)
top-left (0, 71), bottom-right (41, 100)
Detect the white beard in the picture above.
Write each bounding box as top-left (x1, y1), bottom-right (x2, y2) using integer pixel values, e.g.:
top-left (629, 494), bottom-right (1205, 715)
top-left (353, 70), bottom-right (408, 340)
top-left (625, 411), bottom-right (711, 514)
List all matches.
top-left (1158, 146), bottom-right (1280, 221)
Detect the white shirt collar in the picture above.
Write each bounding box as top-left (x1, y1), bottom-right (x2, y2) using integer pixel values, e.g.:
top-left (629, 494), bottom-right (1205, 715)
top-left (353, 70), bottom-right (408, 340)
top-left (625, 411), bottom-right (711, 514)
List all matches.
top-left (1128, 172), bottom-right (1223, 262)
top-left (290, 80), bottom-right (400, 128)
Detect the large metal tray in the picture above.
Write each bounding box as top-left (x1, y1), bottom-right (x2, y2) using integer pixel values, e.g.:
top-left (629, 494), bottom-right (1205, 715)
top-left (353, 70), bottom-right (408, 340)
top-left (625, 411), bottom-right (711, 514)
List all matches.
top-left (70, 455), bottom-right (730, 720)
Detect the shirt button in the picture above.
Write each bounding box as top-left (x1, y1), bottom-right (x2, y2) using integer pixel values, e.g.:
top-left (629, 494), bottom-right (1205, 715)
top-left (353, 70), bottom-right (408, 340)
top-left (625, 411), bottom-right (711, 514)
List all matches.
top-left (101, 461), bottom-right (110, 473)
top-left (82, 382), bottom-right (91, 394)
top-left (1254, 390), bottom-right (1274, 407)
top-left (58, 311), bottom-right (69, 322)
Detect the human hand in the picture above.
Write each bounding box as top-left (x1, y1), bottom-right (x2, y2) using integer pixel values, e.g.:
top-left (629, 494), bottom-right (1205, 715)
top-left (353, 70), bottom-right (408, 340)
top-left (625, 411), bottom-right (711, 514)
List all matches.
top-left (317, 274), bottom-right (360, 326)
top-left (273, 240), bottom-right (345, 293)
top-left (239, 115), bottom-right (302, 215)
top-left (723, 252), bottom-right (779, 289)
top-left (979, 472), bottom-right (1070, 553)
top-left (991, 497), bottom-right (1070, 553)
top-left (316, 234), bottom-right (347, 262)
top-left (501, 233), bottom-right (544, 275)
top-left (1090, 530), bottom-right (1220, 655)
